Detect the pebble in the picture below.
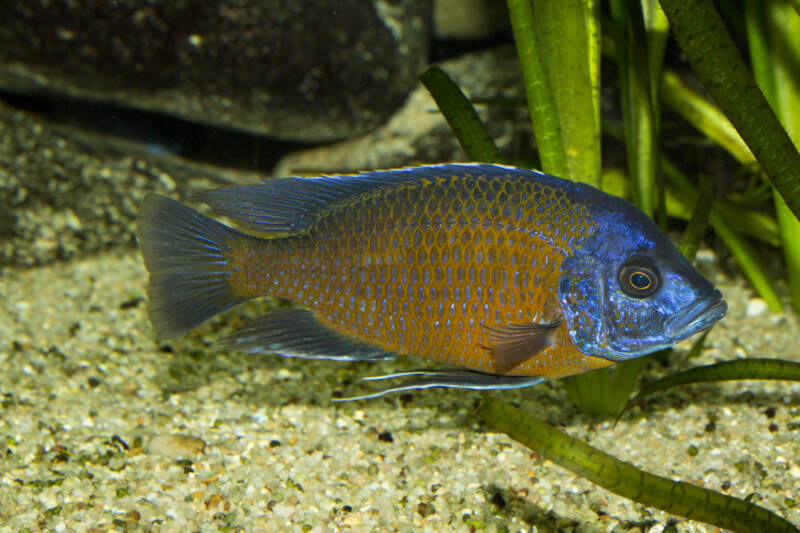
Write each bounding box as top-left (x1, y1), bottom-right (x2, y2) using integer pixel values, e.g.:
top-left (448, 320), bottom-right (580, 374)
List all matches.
top-left (745, 297), bottom-right (768, 317)
top-left (148, 434), bottom-right (207, 457)
top-left (272, 503), bottom-right (295, 518)
top-left (694, 249), bottom-right (717, 263)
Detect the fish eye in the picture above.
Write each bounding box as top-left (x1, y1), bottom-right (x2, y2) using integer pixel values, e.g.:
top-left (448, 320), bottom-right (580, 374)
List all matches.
top-left (617, 257), bottom-right (660, 298)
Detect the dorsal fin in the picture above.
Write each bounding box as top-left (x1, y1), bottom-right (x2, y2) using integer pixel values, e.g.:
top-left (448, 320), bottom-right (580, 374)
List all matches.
top-left (197, 163), bottom-right (523, 236)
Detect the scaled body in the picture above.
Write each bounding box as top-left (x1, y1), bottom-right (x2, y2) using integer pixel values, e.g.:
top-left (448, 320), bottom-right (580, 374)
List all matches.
top-left (138, 164), bottom-right (726, 396)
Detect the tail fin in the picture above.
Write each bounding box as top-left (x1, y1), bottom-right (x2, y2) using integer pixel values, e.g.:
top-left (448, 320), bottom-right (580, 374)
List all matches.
top-left (137, 193), bottom-right (248, 339)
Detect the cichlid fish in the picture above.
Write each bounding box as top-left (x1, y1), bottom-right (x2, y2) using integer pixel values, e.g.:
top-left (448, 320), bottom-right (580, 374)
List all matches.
top-left (138, 164), bottom-right (726, 398)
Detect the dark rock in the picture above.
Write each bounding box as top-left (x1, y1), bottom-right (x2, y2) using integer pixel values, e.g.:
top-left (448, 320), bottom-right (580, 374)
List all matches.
top-left (274, 46), bottom-right (527, 176)
top-left (0, 0), bottom-right (431, 142)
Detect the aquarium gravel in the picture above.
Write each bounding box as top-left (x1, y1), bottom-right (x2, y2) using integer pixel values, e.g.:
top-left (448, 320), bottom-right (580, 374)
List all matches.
top-left (0, 249), bottom-right (798, 532)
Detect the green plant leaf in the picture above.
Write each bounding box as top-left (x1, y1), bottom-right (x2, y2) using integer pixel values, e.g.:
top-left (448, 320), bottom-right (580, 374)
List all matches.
top-left (712, 209), bottom-right (784, 312)
top-left (506, 0), bottom-right (568, 177)
top-left (641, 0), bottom-right (670, 103)
top-left (418, 66), bottom-right (503, 164)
top-left (534, 0), bottom-right (602, 186)
top-left (477, 394), bottom-right (799, 533)
top-left (610, 0), bottom-right (660, 218)
top-left (664, 183), bottom-right (780, 247)
top-left (603, 31), bottom-right (757, 169)
top-left (659, 0), bottom-right (800, 222)
top-left (664, 158), bottom-right (783, 312)
top-left (633, 358), bottom-right (800, 401)
top-left (745, 0), bottom-right (800, 313)
top-left (641, 0), bottom-right (669, 230)
top-left (660, 70), bottom-right (757, 167)
top-left (562, 358), bottom-right (646, 417)
top-left (678, 173), bottom-right (714, 260)
top-left (506, 0), bottom-right (601, 186)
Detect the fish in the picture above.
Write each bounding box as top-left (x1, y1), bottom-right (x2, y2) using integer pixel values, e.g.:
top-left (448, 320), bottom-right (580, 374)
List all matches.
top-left (137, 163), bottom-right (727, 399)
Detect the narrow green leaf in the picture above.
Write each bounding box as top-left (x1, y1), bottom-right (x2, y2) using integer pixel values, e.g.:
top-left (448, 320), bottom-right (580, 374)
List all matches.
top-left (660, 71), bottom-right (756, 166)
top-left (601, 120), bottom-right (780, 247)
top-left (418, 66), bottom-right (502, 164)
top-left (477, 395), bottom-right (799, 533)
top-left (664, 185), bottom-right (780, 247)
top-left (554, 0), bottom-right (630, 415)
top-left (604, 33), bottom-right (758, 169)
top-left (664, 162), bottom-right (783, 312)
top-left (641, 0), bottom-right (669, 230)
top-left (744, 0), bottom-right (777, 111)
top-left (610, 0), bottom-right (659, 218)
top-left (533, 0), bottom-right (602, 186)
top-left (506, 0), bottom-right (568, 177)
top-left (641, 0), bottom-right (670, 105)
top-left (678, 173), bottom-right (714, 260)
top-left (683, 328), bottom-right (711, 361)
top-left (563, 358), bottom-right (646, 417)
top-left (774, 197), bottom-right (800, 313)
top-left (633, 359), bottom-right (800, 400)
top-left (658, 0), bottom-right (800, 222)
top-left (712, 209), bottom-right (784, 312)
top-left (745, 0), bottom-right (800, 314)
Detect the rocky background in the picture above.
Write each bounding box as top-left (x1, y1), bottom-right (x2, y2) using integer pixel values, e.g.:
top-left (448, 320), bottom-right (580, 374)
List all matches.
top-left (0, 0), bottom-right (520, 266)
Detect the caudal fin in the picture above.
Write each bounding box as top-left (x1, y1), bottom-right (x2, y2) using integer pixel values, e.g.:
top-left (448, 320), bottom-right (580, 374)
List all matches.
top-left (137, 193), bottom-right (247, 339)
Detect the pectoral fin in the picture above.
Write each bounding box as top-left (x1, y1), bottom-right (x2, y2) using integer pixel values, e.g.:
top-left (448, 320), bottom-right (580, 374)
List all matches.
top-left (486, 321), bottom-right (562, 374)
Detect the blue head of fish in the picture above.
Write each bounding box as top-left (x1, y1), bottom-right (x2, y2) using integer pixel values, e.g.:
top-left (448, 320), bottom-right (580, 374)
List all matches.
top-left (557, 191), bottom-right (727, 360)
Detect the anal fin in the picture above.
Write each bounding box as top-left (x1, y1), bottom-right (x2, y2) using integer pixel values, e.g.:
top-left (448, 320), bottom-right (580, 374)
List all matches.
top-left (224, 308), bottom-right (395, 362)
top-left (486, 321), bottom-right (562, 374)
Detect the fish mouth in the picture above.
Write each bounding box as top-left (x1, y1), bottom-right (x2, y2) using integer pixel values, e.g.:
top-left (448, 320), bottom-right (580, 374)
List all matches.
top-left (664, 289), bottom-right (727, 342)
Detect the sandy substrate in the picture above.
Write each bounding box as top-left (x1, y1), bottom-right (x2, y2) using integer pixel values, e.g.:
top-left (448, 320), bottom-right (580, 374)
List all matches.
top-left (0, 248), bottom-right (798, 532)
